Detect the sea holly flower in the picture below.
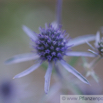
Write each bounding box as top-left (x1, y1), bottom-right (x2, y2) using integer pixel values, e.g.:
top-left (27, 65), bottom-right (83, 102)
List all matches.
top-left (5, 0), bottom-right (96, 94)
top-left (6, 24), bottom-right (95, 93)
top-left (85, 31), bottom-right (103, 75)
top-left (82, 31), bottom-right (103, 82)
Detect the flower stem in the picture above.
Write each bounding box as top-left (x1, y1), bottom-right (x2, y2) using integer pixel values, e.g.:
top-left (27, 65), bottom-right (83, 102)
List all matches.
top-left (89, 56), bottom-right (102, 68)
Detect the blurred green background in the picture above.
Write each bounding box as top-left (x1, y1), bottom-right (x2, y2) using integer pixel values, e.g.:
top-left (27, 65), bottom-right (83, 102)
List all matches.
top-left (0, 0), bottom-right (103, 103)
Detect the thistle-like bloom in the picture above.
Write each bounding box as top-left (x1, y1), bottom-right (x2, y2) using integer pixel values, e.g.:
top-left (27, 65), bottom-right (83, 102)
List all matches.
top-left (6, 24), bottom-right (96, 93)
top-left (5, 0), bottom-right (96, 94)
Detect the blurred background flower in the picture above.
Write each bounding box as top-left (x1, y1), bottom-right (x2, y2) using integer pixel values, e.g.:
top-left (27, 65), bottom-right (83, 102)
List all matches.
top-left (1, 0), bottom-right (103, 103)
top-left (0, 76), bottom-right (32, 103)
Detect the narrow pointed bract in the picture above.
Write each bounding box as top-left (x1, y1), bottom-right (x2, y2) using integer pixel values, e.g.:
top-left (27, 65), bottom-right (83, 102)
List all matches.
top-left (88, 49), bottom-right (99, 55)
top-left (86, 41), bottom-right (96, 51)
top-left (13, 60), bottom-right (42, 79)
top-left (60, 60), bottom-right (90, 84)
top-left (67, 34), bottom-right (96, 47)
top-left (94, 31), bottom-right (100, 48)
top-left (5, 53), bottom-right (40, 64)
top-left (56, 0), bottom-right (62, 25)
top-left (22, 25), bottom-right (38, 41)
top-left (66, 51), bottom-right (96, 57)
top-left (44, 63), bottom-right (53, 94)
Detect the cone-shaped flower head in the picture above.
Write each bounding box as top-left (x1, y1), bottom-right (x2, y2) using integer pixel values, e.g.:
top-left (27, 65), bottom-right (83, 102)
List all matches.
top-left (35, 24), bottom-right (68, 62)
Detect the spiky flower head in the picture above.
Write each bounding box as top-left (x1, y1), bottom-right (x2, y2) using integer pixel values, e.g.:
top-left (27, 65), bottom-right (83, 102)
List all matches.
top-left (87, 31), bottom-right (103, 57)
top-left (5, 0), bottom-right (96, 94)
top-left (98, 38), bottom-right (103, 56)
top-left (34, 24), bottom-right (68, 62)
